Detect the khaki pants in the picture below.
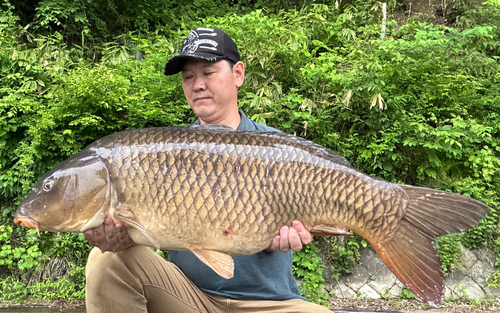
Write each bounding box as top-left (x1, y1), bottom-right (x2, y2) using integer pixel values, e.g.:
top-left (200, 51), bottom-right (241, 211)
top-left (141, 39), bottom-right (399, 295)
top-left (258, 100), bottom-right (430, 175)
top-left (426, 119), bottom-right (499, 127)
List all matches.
top-left (85, 246), bottom-right (333, 312)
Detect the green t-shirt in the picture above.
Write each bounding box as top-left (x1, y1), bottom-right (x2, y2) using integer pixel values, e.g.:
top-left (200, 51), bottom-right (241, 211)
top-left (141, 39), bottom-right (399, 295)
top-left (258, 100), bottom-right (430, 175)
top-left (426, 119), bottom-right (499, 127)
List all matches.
top-left (168, 110), bottom-right (304, 300)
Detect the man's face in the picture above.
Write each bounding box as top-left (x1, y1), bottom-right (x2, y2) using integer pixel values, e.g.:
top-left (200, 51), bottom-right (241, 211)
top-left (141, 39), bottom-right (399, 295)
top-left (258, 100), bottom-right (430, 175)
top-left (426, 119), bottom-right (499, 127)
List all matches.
top-left (181, 59), bottom-right (244, 124)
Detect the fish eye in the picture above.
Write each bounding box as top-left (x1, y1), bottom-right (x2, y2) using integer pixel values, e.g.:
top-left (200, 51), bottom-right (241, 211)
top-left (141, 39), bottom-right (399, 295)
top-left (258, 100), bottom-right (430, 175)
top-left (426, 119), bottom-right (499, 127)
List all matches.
top-left (43, 179), bottom-right (54, 191)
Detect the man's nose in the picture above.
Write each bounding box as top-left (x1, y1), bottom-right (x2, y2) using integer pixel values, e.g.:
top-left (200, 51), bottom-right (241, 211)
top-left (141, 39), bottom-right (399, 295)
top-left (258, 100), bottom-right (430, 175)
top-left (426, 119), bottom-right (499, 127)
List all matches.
top-left (193, 76), bottom-right (207, 91)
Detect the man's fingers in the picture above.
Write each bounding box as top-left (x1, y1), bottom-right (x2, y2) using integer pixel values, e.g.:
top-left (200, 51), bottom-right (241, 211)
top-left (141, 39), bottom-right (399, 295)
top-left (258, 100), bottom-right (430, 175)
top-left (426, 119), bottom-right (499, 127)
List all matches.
top-left (292, 220), bottom-right (313, 245)
top-left (83, 229), bottom-right (95, 245)
top-left (288, 227), bottom-right (302, 252)
top-left (265, 235), bottom-right (280, 253)
top-left (115, 224), bottom-right (130, 243)
top-left (104, 216), bottom-right (116, 242)
top-left (114, 223), bottom-right (137, 250)
top-left (89, 226), bottom-right (107, 253)
top-left (93, 225), bottom-right (103, 238)
top-left (279, 226), bottom-right (290, 253)
top-left (84, 214), bottom-right (115, 251)
top-left (90, 225), bottom-right (105, 247)
top-left (81, 213), bottom-right (137, 253)
top-left (103, 215), bottom-right (114, 232)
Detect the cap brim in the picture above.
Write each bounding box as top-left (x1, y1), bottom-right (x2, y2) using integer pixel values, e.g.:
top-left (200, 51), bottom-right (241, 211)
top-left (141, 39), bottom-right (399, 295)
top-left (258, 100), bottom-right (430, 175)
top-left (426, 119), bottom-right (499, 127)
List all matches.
top-left (163, 54), bottom-right (226, 76)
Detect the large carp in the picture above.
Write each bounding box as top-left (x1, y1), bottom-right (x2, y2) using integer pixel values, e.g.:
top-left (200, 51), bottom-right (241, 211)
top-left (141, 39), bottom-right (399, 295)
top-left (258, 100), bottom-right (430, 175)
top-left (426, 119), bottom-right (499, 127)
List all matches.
top-left (14, 125), bottom-right (489, 307)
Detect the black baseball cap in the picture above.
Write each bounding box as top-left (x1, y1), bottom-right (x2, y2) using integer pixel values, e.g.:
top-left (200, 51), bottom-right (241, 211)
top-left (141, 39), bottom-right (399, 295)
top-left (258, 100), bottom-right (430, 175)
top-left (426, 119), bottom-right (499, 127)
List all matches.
top-left (164, 27), bottom-right (241, 76)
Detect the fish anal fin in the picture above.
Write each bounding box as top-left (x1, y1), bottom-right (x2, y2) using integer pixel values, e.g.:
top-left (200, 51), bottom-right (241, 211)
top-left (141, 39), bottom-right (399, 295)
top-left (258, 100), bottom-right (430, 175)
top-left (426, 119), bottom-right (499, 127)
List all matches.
top-left (310, 224), bottom-right (352, 237)
top-left (187, 245), bottom-right (234, 279)
top-left (114, 210), bottom-right (159, 250)
top-left (369, 220), bottom-right (443, 308)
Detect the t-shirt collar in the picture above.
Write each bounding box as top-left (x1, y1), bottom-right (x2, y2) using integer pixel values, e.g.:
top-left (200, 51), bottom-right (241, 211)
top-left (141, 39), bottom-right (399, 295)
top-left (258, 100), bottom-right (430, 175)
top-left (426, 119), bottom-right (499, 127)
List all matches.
top-left (192, 110), bottom-right (247, 130)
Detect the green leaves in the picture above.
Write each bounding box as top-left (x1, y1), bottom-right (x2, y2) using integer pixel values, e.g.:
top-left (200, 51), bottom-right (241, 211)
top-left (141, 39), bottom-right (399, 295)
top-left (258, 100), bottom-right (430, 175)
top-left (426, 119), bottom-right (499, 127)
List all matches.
top-left (436, 234), bottom-right (463, 275)
top-left (329, 235), bottom-right (367, 280)
top-left (292, 242), bottom-right (329, 305)
top-left (0, 226), bottom-right (42, 272)
top-left (0, 276), bottom-right (85, 300)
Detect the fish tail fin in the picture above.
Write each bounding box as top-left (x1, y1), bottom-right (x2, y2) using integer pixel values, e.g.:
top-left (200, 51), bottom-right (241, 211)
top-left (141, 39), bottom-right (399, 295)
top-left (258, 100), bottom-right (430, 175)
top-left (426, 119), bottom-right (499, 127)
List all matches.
top-left (370, 185), bottom-right (489, 307)
top-left (400, 185), bottom-right (489, 237)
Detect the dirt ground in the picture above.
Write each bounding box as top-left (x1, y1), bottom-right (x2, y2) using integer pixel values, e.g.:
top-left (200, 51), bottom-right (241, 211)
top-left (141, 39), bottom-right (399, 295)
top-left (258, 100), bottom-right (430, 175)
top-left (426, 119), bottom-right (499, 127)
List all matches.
top-left (329, 298), bottom-right (500, 312)
top-left (2, 298), bottom-right (499, 312)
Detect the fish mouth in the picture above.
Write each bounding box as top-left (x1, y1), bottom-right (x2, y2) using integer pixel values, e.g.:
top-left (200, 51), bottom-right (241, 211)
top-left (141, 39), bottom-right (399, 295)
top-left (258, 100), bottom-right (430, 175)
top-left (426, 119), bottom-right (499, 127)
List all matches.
top-left (14, 216), bottom-right (40, 236)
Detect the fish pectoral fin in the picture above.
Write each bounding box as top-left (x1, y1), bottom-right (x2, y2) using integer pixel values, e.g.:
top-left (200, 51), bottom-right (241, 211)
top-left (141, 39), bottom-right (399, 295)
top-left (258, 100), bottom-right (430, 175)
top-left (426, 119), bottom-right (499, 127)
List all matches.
top-left (187, 245), bottom-right (234, 279)
top-left (310, 224), bottom-right (352, 237)
top-left (113, 210), bottom-right (160, 250)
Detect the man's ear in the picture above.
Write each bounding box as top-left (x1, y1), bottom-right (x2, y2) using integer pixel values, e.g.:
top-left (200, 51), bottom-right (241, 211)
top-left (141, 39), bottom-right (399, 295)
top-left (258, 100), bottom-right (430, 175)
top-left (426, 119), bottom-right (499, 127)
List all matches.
top-left (233, 61), bottom-right (245, 88)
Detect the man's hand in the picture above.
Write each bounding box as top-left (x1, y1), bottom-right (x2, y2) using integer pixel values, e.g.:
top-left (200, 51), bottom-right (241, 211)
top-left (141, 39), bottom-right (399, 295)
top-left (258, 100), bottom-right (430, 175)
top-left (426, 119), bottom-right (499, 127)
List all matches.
top-left (265, 220), bottom-right (312, 253)
top-left (83, 213), bottom-right (136, 253)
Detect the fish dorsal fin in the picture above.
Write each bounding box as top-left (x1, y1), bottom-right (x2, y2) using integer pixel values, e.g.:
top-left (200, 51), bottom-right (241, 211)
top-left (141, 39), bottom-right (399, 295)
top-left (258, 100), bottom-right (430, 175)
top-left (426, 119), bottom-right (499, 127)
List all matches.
top-left (310, 224), bottom-right (352, 237)
top-left (187, 245), bottom-right (234, 279)
top-left (114, 209), bottom-right (160, 250)
top-left (251, 131), bottom-right (353, 168)
top-left (190, 124), bottom-right (236, 131)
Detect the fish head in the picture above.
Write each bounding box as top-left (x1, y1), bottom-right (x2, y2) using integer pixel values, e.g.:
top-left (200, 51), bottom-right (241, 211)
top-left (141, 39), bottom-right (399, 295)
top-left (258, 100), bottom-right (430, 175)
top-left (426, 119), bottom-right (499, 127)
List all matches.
top-left (14, 154), bottom-right (111, 234)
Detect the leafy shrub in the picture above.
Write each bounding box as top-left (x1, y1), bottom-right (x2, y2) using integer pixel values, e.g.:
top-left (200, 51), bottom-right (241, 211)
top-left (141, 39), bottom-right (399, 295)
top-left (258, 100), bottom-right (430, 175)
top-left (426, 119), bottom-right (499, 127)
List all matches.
top-left (329, 235), bottom-right (367, 280)
top-left (292, 242), bottom-right (329, 305)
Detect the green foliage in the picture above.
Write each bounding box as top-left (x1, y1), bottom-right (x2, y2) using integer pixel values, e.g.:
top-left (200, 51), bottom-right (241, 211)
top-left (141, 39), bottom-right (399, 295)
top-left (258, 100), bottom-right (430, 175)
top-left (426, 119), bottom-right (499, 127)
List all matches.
top-left (399, 287), bottom-right (416, 299)
top-left (456, 1), bottom-right (500, 55)
top-left (484, 235), bottom-right (500, 287)
top-left (0, 277), bottom-right (28, 300)
top-left (292, 242), bottom-right (329, 305)
top-left (329, 235), bottom-right (367, 280)
top-left (30, 277), bottom-right (85, 300)
top-left (486, 265), bottom-right (500, 288)
top-left (0, 276), bottom-right (84, 300)
top-left (436, 234), bottom-right (463, 275)
top-left (8, 0), bottom-right (260, 45)
top-left (0, 225), bottom-right (42, 271)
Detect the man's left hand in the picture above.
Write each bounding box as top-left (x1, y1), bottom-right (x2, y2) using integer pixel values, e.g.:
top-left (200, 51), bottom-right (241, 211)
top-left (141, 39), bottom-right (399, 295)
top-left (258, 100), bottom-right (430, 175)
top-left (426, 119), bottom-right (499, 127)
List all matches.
top-left (265, 220), bottom-right (312, 253)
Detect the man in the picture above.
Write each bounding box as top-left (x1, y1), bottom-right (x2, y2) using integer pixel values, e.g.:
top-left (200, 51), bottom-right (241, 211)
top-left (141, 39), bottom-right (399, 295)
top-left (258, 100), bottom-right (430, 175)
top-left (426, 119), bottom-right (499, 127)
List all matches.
top-left (84, 27), bottom-right (334, 312)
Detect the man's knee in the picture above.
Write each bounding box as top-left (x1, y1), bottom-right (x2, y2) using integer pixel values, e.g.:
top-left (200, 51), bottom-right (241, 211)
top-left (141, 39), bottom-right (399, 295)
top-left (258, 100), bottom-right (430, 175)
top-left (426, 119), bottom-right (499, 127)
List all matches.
top-left (86, 247), bottom-right (121, 281)
top-left (86, 246), bottom-right (158, 299)
top-left (88, 245), bottom-right (150, 271)
top-left (86, 246), bottom-right (156, 313)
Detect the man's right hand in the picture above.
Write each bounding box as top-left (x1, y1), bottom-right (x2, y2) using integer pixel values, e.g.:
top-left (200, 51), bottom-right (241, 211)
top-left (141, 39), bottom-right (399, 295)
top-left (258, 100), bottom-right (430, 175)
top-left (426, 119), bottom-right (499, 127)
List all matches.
top-left (83, 213), bottom-right (137, 253)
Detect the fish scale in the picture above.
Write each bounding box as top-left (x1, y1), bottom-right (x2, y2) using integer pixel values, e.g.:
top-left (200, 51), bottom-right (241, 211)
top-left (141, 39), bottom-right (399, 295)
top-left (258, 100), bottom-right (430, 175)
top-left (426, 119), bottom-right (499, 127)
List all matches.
top-left (14, 125), bottom-right (489, 307)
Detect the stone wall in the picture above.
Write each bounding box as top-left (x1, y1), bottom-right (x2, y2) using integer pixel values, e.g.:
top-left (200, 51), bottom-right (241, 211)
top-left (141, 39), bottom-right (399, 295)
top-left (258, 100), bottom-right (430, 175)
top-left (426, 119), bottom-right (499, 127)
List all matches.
top-left (322, 245), bottom-right (500, 301)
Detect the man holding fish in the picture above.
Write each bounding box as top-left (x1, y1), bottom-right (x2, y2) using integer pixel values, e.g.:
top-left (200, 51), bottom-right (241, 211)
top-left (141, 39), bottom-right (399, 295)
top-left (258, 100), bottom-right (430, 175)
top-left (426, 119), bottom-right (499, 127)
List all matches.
top-left (83, 27), bottom-right (335, 312)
